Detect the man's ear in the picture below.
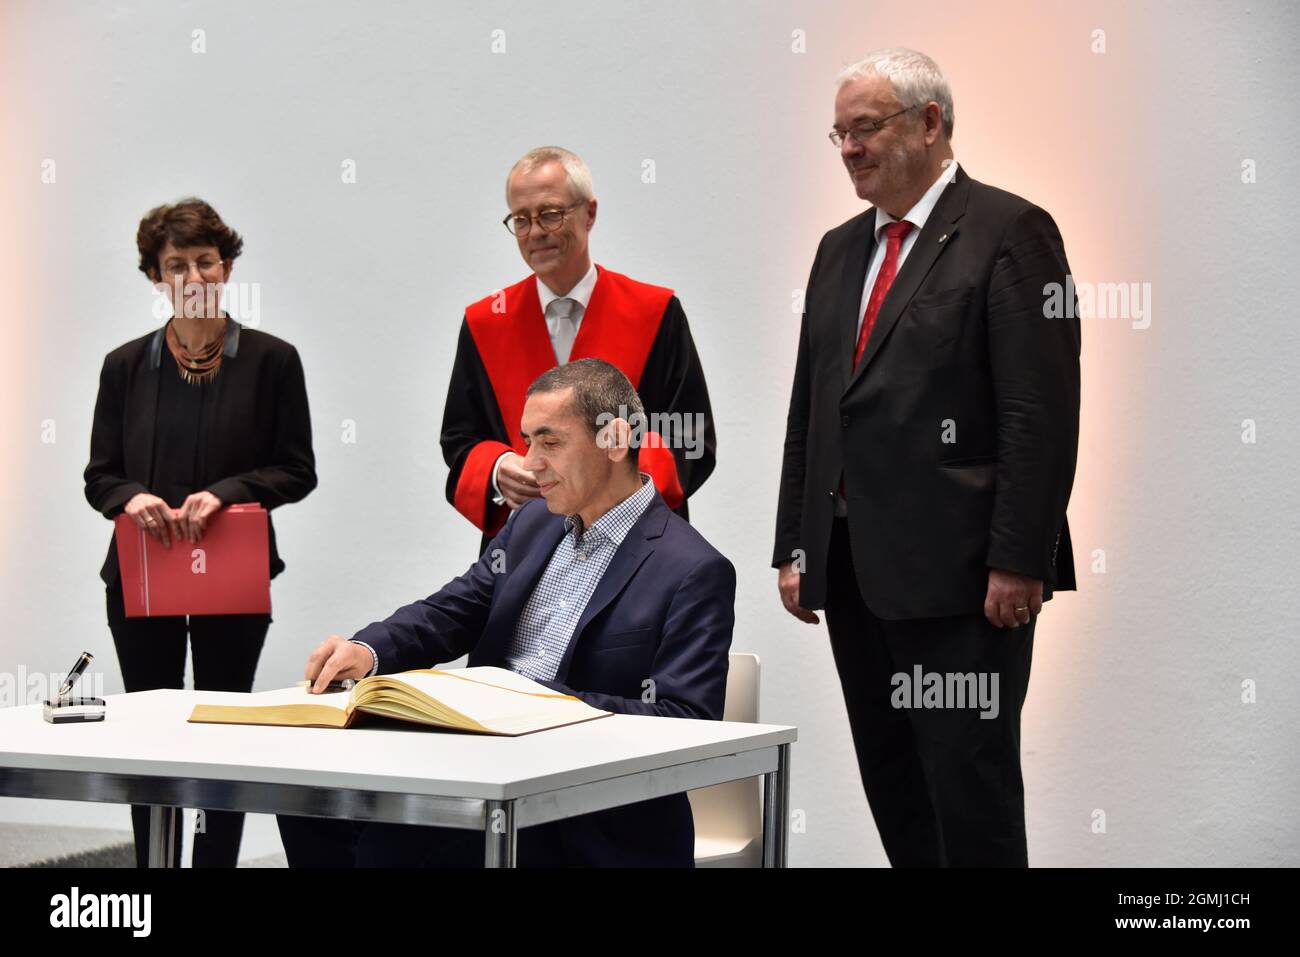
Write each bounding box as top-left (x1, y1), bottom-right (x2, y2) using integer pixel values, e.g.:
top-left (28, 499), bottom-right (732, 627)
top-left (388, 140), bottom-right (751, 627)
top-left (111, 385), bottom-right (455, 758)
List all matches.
top-left (923, 102), bottom-right (943, 145)
top-left (600, 417), bottom-right (631, 463)
top-left (585, 198), bottom-right (597, 232)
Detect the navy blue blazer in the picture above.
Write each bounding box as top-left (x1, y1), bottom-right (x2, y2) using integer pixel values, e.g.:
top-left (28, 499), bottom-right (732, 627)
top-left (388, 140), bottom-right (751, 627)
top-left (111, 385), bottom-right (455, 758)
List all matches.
top-left (351, 488), bottom-right (736, 866)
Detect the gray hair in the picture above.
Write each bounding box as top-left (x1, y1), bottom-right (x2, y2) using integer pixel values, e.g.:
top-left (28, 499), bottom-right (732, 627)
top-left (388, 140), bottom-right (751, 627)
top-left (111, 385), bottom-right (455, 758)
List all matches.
top-left (505, 146), bottom-right (595, 206)
top-left (527, 358), bottom-right (645, 465)
top-left (836, 48), bottom-right (954, 140)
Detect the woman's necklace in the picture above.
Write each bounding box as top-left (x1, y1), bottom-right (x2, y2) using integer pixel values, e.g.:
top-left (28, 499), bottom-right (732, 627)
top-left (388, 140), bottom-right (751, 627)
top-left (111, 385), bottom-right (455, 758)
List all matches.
top-left (165, 318), bottom-right (226, 385)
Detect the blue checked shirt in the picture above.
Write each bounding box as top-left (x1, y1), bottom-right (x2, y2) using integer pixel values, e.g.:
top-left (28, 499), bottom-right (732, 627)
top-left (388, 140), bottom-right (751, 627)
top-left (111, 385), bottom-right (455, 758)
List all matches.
top-left (352, 472), bottom-right (656, 680)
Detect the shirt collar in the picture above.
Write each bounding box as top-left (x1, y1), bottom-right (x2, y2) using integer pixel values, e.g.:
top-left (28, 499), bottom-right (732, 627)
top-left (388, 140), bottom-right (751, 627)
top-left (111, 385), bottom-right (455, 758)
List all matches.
top-left (874, 159), bottom-right (960, 240)
top-left (537, 262), bottom-right (598, 314)
top-left (150, 316), bottom-right (241, 369)
top-left (563, 471), bottom-right (655, 548)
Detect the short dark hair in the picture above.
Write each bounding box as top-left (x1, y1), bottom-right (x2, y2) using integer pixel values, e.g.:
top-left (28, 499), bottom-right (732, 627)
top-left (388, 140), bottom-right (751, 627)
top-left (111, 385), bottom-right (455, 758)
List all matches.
top-left (527, 358), bottom-right (646, 465)
top-left (137, 197), bottom-right (243, 281)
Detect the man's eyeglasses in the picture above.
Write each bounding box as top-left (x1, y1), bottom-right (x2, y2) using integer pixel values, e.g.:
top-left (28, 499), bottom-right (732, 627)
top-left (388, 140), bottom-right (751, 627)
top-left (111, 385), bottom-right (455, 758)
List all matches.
top-left (161, 258), bottom-right (225, 281)
top-left (503, 201), bottom-right (586, 237)
top-left (829, 105), bottom-right (919, 147)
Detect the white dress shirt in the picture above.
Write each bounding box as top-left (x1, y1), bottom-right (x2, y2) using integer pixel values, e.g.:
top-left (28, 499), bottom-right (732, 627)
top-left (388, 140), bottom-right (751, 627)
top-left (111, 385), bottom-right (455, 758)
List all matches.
top-left (856, 159), bottom-right (960, 341)
top-left (537, 262), bottom-right (599, 362)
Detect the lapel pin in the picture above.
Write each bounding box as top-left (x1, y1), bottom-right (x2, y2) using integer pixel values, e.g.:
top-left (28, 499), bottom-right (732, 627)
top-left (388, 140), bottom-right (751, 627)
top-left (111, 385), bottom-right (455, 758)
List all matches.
top-left (939, 233), bottom-right (948, 243)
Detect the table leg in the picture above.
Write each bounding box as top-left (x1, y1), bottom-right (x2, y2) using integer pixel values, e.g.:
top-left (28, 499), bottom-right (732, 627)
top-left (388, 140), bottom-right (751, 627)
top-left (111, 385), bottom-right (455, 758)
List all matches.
top-left (484, 799), bottom-right (517, 868)
top-left (147, 806), bottom-right (179, 868)
top-left (762, 743), bottom-right (790, 868)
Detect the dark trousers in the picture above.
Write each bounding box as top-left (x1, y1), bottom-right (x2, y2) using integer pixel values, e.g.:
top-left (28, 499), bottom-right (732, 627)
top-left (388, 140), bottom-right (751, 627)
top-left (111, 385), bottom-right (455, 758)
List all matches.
top-left (276, 814), bottom-right (572, 868)
top-left (822, 518), bottom-right (1035, 867)
top-left (277, 795), bottom-right (695, 867)
top-left (106, 584), bottom-right (271, 868)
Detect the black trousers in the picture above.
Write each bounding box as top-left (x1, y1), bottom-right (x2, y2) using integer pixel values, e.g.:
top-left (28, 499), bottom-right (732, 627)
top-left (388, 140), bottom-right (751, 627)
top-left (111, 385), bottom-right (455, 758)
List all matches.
top-left (106, 584), bottom-right (271, 868)
top-left (275, 814), bottom-right (573, 868)
top-left (822, 517), bottom-right (1035, 867)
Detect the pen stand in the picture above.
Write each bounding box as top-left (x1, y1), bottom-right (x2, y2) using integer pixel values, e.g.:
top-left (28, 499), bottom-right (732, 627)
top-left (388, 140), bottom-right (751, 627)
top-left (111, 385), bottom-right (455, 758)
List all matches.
top-left (43, 697), bottom-right (107, 724)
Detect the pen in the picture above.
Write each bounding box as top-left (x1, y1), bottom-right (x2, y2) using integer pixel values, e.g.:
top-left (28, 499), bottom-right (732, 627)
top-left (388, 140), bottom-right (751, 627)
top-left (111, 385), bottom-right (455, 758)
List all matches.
top-left (296, 678), bottom-right (355, 693)
top-left (57, 652), bottom-right (94, 701)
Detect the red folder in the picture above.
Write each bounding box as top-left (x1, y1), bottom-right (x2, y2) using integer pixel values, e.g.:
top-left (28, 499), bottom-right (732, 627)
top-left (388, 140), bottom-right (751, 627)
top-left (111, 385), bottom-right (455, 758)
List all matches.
top-left (114, 504), bottom-right (271, 617)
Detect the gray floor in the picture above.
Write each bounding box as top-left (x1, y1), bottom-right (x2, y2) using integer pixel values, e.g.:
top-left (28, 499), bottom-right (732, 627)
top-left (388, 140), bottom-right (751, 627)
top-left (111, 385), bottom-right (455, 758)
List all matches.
top-left (0, 823), bottom-right (287, 867)
top-left (239, 851), bottom-right (287, 867)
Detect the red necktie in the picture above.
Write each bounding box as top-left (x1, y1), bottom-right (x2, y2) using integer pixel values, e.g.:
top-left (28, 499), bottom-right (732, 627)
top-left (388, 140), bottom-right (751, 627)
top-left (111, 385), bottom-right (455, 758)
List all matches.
top-left (853, 220), bottom-right (914, 368)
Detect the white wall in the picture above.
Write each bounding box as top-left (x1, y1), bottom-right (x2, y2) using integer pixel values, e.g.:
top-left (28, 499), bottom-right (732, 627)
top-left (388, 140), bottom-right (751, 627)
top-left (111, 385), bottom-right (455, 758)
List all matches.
top-left (0, 0), bottom-right (1296, 866)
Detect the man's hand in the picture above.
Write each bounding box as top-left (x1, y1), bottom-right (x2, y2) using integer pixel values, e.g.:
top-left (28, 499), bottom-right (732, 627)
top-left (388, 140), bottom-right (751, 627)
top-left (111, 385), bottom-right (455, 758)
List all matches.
top-left (497, 452), bottom-right (541, 508)
top-left (304, 635), bottom-right (373, 693)
top-left (175, 490), bottom-right (223, 544)
top-left (984, 568), bottom-right (1043, 629)
top-left (124, 492), bottom-right (180, 548)
top-left (777, 560), bottom-right (820, 625)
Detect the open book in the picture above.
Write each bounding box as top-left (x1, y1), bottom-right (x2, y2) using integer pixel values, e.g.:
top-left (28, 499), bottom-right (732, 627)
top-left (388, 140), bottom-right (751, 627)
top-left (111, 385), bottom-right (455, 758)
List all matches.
top-left (187, 666), bottom-right (610, 736)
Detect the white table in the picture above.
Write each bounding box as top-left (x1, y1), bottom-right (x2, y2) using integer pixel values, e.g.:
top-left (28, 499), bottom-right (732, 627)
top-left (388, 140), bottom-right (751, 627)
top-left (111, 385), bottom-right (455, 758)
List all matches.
top-left (0, 689), bottom-right (796, 867)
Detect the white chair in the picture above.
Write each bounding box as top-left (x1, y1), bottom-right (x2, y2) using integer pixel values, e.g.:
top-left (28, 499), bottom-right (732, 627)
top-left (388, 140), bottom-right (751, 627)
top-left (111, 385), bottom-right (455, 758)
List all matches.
top-left (689, 652), bottom-right (763, 867)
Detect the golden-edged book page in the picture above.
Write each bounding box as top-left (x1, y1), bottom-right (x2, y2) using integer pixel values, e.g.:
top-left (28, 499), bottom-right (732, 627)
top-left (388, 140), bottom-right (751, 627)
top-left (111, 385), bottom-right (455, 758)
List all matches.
top-left (187, 666), bottom-right (610, 736)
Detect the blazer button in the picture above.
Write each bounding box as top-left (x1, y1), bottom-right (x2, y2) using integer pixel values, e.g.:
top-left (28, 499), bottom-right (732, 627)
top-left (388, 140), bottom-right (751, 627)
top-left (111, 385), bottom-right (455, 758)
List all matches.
top-left (841, 415), bottom-right (851, 428)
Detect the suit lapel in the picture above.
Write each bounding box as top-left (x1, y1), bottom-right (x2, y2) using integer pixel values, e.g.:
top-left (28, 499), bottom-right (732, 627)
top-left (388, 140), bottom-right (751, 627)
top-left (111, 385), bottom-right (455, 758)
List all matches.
top-left (553, 495), bottom-right (668, 682)
top-left (845, 167), bottom-right (972, 392)
top-left (838, 210), bottom-right (878, 392)
top-left (479, 514), bottom-right (566, 657)
top-left (138, 328), bottom-right (166, 488)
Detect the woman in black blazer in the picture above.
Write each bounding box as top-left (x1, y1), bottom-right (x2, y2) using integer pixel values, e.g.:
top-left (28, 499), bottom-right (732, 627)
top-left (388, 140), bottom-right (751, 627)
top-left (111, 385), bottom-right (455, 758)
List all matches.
top-left (84, 198), bottom-right (317, 867)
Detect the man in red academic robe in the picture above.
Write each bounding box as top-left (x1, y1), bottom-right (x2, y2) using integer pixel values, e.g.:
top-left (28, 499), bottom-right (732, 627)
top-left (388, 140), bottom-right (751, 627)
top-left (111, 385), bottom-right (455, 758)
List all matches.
top-left (441, 146), bottom-right (717, 547)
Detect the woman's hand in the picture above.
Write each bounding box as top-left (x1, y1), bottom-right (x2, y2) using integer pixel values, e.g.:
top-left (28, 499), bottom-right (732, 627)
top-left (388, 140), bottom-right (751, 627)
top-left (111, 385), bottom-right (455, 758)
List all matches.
top-left (175, 491), bottom-right (223, 544)
top-left (124, 492), bottom-right (180, 548)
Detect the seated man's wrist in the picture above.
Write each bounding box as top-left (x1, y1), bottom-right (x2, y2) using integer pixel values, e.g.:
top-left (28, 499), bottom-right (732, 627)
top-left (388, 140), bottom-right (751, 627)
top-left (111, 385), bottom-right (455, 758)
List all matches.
top-left (349, 639), bottom-right (379, 677)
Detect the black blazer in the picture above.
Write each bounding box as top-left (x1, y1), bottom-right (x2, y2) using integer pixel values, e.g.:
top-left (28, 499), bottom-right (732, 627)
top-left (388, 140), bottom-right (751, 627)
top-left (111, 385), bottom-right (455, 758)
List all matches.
top-left (85, 319), bottom-right (317, 588)
top-left (773, 166), bottom-right (1080, 619)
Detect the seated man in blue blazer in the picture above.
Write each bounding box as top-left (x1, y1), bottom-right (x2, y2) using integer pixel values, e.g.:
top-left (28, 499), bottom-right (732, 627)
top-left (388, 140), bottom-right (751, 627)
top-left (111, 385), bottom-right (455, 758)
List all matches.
top-left (277, 358), bottom-right (735, 867)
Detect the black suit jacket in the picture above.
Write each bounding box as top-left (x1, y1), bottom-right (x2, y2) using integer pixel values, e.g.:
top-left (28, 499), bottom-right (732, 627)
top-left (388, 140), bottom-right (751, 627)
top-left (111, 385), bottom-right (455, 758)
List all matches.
top-left (84, 320), bottom-right (317, 587)
top-left (773, 166), bottom-right (1080, 619)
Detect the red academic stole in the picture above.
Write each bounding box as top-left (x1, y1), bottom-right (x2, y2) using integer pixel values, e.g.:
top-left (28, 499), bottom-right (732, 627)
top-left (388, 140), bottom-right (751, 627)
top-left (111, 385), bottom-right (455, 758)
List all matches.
top-left (457, 265), bottom-right (683, 534)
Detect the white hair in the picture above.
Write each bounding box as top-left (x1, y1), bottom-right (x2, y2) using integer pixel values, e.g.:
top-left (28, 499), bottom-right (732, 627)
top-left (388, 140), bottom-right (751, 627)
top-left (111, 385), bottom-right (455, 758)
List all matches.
top-left (506, 146), bottom-right (595, 205)
top-left (837, 48), bottom-right (954, 140)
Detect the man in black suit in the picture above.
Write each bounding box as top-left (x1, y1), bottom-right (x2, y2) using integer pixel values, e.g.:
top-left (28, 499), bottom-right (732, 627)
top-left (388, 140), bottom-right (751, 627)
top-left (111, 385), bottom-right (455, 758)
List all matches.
top-left (773, 49), bottom-right (1080, 866)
